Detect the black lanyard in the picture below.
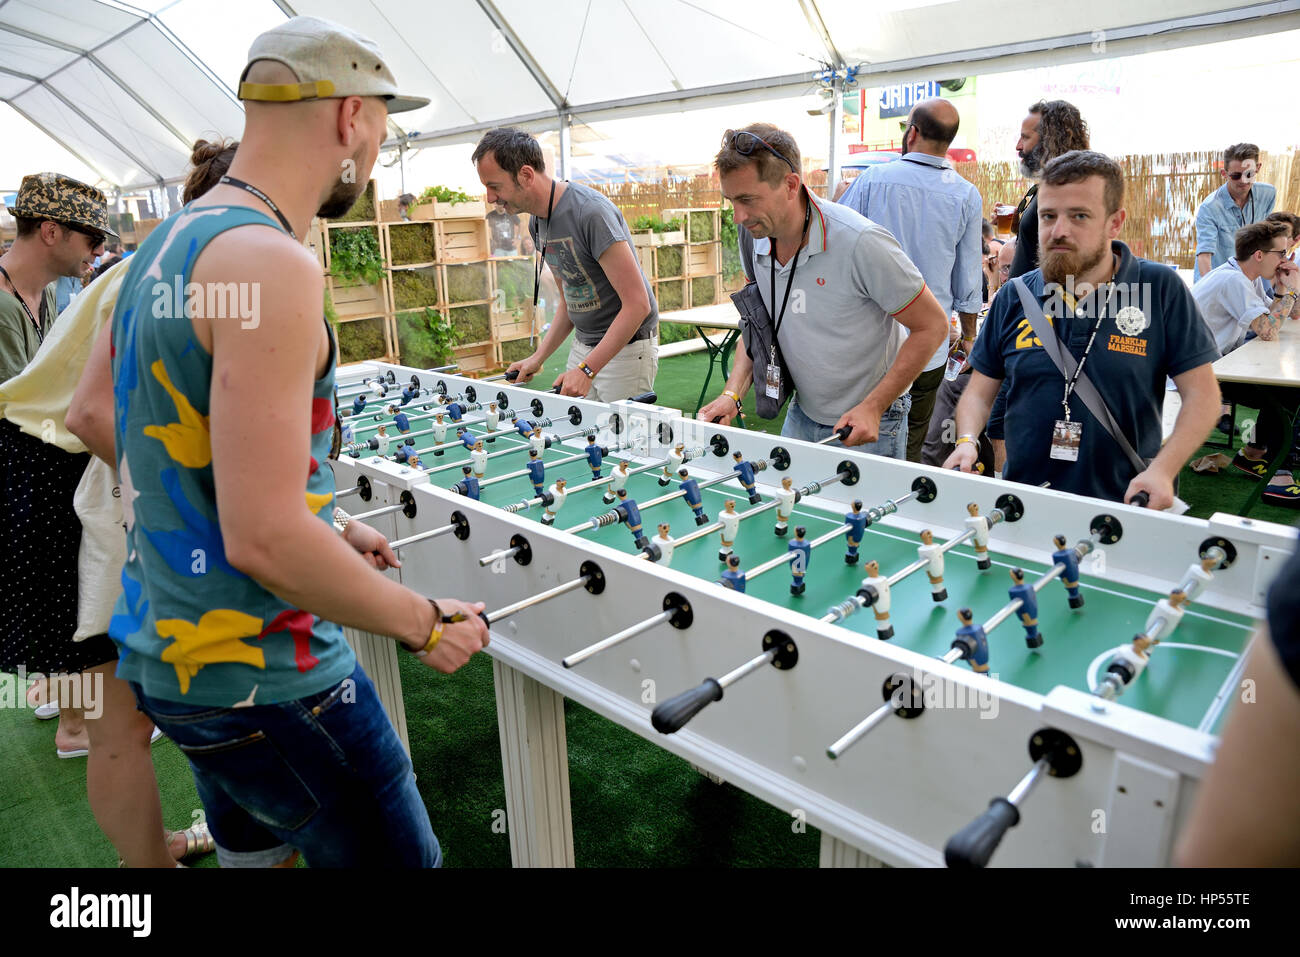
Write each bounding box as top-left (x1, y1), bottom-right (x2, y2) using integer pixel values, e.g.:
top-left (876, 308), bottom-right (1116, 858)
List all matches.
top-left (533, 179), bottom-right (556, 307)
top-left (1060, 265), bottom-right (1118, 422)
top-left (0, 263), bottom-right (44, 344)
top-left (219, 176), bottom-right (298, 241)
top-left (768, 194), bottom-right (812, 343)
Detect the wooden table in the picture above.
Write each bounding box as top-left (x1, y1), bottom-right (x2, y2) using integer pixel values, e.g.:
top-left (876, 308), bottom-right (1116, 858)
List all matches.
top-left (1212, 319), bottom-right (1300, 514)
top-left (658, 303), bottom-right (742, 415)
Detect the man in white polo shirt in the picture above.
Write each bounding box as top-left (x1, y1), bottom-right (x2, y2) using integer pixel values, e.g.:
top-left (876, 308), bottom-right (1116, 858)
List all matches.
top-left (699, 124), bottom-right (948, 453)
top-left (1193, 219), bottom-right (1299, 482)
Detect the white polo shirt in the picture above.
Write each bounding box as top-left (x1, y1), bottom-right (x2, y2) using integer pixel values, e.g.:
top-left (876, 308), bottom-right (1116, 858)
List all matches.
top-left (1192, 259), bottom-right (1271, 355)
top-left (746, 191), bottom-right (926, 424)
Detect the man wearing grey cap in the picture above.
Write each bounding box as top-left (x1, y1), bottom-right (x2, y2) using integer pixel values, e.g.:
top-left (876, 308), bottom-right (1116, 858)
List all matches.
top-left (0, 172), bottom-right (112, 384)
top-left (72, 16), bottom-right (488, 868)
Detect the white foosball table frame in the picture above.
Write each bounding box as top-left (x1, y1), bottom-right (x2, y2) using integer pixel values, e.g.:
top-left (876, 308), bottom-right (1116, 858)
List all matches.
top-left (329, 361), bottom-right (1290, 867)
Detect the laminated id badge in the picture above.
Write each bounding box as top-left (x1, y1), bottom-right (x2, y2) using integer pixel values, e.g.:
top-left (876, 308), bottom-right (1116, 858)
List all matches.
top-left (765, 347), bottom-right (782, 399)
top-left (1050, 419), bottom-right (1082, 461)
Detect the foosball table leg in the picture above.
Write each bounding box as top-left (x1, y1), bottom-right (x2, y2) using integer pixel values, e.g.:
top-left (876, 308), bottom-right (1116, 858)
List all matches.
top-left (343, 627), bottom-right (411, 758)
top-left (818, 833), bottom-right (887, 867)
top-left (492, 659), bottom-right (576, 867)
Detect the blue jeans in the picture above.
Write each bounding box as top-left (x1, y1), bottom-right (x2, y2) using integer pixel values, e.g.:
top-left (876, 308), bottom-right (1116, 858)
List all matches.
top-left (782, 394), bottom-right (911, 459)
top-left (132, 663), bottom-right (440, 868)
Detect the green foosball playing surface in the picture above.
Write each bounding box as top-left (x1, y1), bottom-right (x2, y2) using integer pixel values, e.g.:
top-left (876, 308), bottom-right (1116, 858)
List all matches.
top-left (345, 410), bottom-right (1254, 737)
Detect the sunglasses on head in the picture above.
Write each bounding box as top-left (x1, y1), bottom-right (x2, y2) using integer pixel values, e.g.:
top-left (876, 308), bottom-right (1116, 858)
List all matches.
top-left (722, 130), bottom-right (796, 175)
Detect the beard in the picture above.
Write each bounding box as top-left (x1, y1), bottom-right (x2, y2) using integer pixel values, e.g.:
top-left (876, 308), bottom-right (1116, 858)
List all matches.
top-left (1019, 143), bottom-right (1045, 178)
top-left (317, 148), bottom-right (368, 219)
top-left (1040, 234), bottom-right (1110, 287)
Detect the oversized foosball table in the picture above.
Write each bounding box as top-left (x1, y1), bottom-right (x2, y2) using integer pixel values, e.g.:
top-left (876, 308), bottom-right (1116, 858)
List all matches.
top-left (326, 361), bottom-right (1288, 867)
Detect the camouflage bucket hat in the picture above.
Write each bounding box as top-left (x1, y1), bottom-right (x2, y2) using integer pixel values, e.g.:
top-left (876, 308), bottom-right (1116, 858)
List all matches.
top-left (12, 172), bottom-right (117, 239)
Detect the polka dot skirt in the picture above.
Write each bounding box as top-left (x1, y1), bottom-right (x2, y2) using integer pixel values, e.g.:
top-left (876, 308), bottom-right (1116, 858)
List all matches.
top-left (0, 419), bottom-right (118, 675)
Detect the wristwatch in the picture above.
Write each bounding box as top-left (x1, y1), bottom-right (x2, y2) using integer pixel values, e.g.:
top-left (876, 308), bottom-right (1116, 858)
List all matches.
top-left (332, 507), bottom-right (350, 535)
top-left (577, 360), bottom-right (596, 379)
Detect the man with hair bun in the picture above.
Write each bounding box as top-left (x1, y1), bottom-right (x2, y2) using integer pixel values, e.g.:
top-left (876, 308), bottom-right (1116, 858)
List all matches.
top-left (946, 150), bottom-right (1220, 508)
top-left (1195, 143), bottom-right (1277, 281)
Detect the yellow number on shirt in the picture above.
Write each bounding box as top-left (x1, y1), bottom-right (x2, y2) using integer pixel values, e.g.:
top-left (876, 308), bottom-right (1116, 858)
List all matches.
top-left (1014, 319), bottom-right (1043, 350)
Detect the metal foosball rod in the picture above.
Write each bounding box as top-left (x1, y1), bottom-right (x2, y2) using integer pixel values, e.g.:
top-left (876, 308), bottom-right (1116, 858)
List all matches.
top-left (335, 370), bottom-right (405, 400)
top-left (409, 411), bottom-right (575, 459)
top-left (389, 511), bottom-right (470, 553)
top-left (422, 426), bottom-right (576, 477)
top-left (650, 631), bottom-right (799, 734)
top-left (561, 592), bottom-right (694, 668)
top-left (473, 560), bottom-right (606, 628)
top-left (561, 461), bottom-right (768, 536)
top-left (338, 490), bottom-right (416, 523)
top-left (496, 457), bottom-right (666, 515)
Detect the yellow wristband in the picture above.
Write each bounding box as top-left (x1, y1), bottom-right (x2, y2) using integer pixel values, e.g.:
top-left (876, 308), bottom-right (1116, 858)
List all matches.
top-left (955, 434), bottom-right (977, 448)
top-left (412, 600), bottom-right (444, 657)
top-left (723, 389), bottom-right (743, 411)
top-left (577, 360), bottom-right (596, 379)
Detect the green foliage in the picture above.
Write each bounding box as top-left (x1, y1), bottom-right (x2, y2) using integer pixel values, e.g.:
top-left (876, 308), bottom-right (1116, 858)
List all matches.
top-left (333, 182), bottom-right (376, 222)
top-left (690, 275), bottom-right (716, 306)
top-left (656, 279), bottom-right (684, 311)
top-left (631, 215), bottom-right (682, 233)
top-left (323, 288), bottom-right (338, 326)
top-left (657, 321), bottom-right (696, 345)
top-left (329, 227), bottom-right (384, 285)
top-left (392, 268), bottom-right (440, 309)
top-left (389, 222), bottom-right (436, 265)
top-left (446, 263), bottom-right (490, 303)
top-left (655, 245), bottom-right (683, 278)
top-left (412, 184), bottom-right (475, 208)
top-left (450, 303), bottom-right (491, 344)
top-left (687, 210), bottom-right (716, 241)
top-left (495, 259), bottom-right (532, 314)
top-left (336, 317), bottom-right (386, 363)
top-left (499, 338), bottom-right (534, 364)
top-left (720, 207), bottom-right (743, 282)
top-left (396, 308), bottom-right (460, 368)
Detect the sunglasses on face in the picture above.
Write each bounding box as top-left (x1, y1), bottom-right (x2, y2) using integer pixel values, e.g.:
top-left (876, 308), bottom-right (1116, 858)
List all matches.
top-left (722, 130), bottom-right (797, 175)
top-left (61, 222), bottom-right (106, 247)
top-left (1227, 169), bottom-right (1257, 181)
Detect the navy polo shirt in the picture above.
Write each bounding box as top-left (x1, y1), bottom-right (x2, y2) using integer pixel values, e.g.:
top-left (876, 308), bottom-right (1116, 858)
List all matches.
top-left (969, 241), bottom-right (1218, 502)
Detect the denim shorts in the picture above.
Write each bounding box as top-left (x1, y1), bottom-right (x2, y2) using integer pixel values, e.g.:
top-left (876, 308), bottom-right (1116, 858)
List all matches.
top-left (782, 394), bottom-right (911, 460)
top-left (132, 663), bottom-right (440, 868)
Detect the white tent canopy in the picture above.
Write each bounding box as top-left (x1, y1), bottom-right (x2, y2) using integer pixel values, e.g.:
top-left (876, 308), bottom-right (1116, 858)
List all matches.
top-left (3, 0), bottom-right (1297, 191)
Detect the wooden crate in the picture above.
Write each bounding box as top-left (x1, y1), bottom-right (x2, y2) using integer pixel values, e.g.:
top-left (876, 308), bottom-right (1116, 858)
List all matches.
top-left (328, 276), bottom-right (389, 319)
top-left (488, 211), bottom-right (532, 257)
top-left (685, 242), bottom-right (720, 277)
top-left (436, 218), bottom-right (490, 262)
top-left (653, 245), bottom-right (685, 280)
top-left (688, 274), bottom-right (721, 309)
top-left (666, 208), bottom-right (720, 243)
top-left (654, 278), bottom-right (685, 312)
top-left (389, 266), bottom-right (441, 312)
top-left (135, 218), bottom-right (162, 243)
top-left (335, 314), bottom-right (391, 364)
top-left (393, 307), bottom-right (455, 370)
top-left (635, 244), bottom-right (655, 278)
top-left (491, 306), bottom-right (537, 343)
top-left (452, 341), bottom-right (496, 375)
top-left (384, 221), bottom-right (437, 267)
top-left (306, 217), bottom-right (327, 273)
top-left (447, 301), bottom-right (492, 347)
top-left (443, 261), bottom-right (492, 305)
top-left (379, 199), bottom-right (401, 222)
top-left (632, 228), bottom-right (685, 247)
top-left (324, 224), bottom-right (387, 277)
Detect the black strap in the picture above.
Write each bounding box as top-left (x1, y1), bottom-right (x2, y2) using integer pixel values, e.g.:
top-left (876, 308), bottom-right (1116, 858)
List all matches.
top-left (218, 176), bottom-right (298, 241)
top-left (768, 194), bottom-right (812, 341)
top-left (533, 179), bottom-right (556, 307)
top-left (0, 263), bottom-right (44, 344)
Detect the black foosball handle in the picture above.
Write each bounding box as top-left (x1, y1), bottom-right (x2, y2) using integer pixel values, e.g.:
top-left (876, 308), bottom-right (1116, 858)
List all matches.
top-left (651, 678), bottom-right (723, 734)
top-left (1128, 490), bottom-right (1150, 508)
top-left (944, 797), bottom-right (1020, 868)
top-left (504, 369), bottom-right (520, 381)
top-left (627, 391), bottom-right (657, 404)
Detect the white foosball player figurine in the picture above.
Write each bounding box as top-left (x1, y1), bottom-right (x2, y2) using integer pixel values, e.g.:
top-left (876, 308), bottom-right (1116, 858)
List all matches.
top-left (604, 459), bottom-right (631, 505)
top-left (431, 413), bottom-right (448, 455)
top-left (650, 523), bottom-right (675, 566)
top-left (1182, 556), bottom-right (1218, 601)
top-left (529, 426), bottom-right (547, 457)
top-left (965, 502), bottom-right (992, 570)
top-left (541, 477), bottom-right (568, 526)
top-left (485, 401), bottom-right (500, 442)
top-left (718, 500), bottom-right (740, 561)
top-left (660, 443), bottom-right (686, 487)
top-left (375, 425), bottom-right (390, 456)
top-left (861, 559), bottom-right (893, 640)
top-left (917, 529), bottom-right (947, 602)
top-left (1102, 591), bottom-right (1189, 695)
top-left (774, 476), bottom-right (796, 537)
top-left (470, 440), bottom-right (488, 480)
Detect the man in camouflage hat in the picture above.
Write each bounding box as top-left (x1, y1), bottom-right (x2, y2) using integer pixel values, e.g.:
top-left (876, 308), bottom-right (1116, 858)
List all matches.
top-left (0, 172), bottom-right (113, 383)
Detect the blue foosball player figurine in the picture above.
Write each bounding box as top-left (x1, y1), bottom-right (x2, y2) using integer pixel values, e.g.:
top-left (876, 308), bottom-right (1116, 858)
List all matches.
top-left (614, 488), bottom-right (649, 549)
top-left (351, 393), bottom-right (366, 416)
top-left (678, 467), bottom-right (709, 525)
top-left (389, 405), bottom-right (411, 435)
top-left (400, 383), bottom-right (419, 406)
top-left (1052, 534), bottom-right (1086, 609)
top-left (1007, 567), bottom-right (1043, 648)
top-left (455, 465), bottom-right (481, 501)
top-left (457, 427), bottom-right (476, 451)
top-left (719, 554), bottom-right (746, 593)
top-left (788, 526), bottom-right (811, 596)
top-left (446, 400), bottom-right (465, 423)
top-left (586, 433), bottom-right (604, 480)
top-left (526, 449), bottom-right (547, 497)
top-left (731, 451), bottom-right (761, 504)
top-left (514, 417), bottom-right (535, 437)
top-left (952, 607), bottom-right (990, 674)
top-left (844, 500), bottom-right (868, 565)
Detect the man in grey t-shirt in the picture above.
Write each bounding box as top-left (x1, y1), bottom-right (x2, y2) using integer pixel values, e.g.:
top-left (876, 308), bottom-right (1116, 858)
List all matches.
top-left (699, 123), bottom-right (948, 455)
top-left (473, 128), bottom-right (657, 401)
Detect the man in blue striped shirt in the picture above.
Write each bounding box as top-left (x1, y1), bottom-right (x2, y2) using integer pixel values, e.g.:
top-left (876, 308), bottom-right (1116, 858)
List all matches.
top-left (839, 98), bottom-right (983, 461)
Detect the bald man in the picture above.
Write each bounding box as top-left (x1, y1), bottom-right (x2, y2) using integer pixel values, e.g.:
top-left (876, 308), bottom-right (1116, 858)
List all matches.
top-left (840, 97), bottom-right (983, 462)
